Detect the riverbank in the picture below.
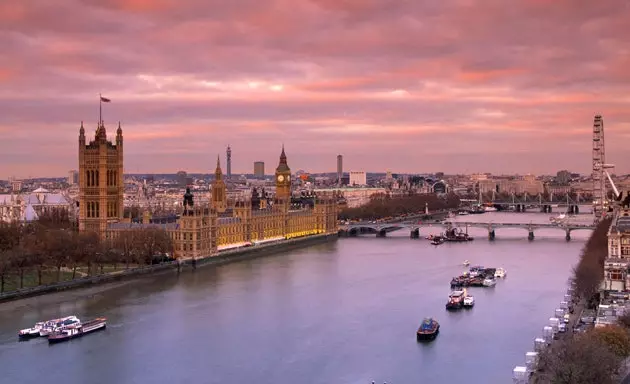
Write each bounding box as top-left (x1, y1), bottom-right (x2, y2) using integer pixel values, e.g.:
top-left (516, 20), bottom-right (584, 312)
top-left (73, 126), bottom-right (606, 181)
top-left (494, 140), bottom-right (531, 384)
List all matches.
top-left (0, 233), bottom-right (338, 304)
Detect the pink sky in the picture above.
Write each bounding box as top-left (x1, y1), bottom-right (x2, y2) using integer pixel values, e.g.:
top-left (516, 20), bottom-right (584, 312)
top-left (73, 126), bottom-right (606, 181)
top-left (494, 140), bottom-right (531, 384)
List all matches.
top-left (1, 0), bottom-right (630, 178)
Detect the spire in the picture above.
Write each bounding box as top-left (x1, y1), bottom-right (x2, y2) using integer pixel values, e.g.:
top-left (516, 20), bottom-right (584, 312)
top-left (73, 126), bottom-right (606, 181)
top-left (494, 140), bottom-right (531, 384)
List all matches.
top-left (215, 154), bottom-right (223, 180)
top-left (117, 121), bottom-right (122, 135)
top-left (79, 121), bottom-right (85, 135)
top-left (276, 144), bottom-right (290, 172)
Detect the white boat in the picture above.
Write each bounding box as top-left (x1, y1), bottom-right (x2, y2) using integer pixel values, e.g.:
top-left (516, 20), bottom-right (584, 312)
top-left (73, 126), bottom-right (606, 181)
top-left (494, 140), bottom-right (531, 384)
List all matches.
top-left (18, 322), bottom-right (45, 340)
top-left (462, 260), bottom-right (470, 266)
top-left (39, 316), bottom-right (81, 337)
top-left (484, 206), bottom-right (497, 212)
top-left (483, 277), bottom-right (496, 287)
top-left (494, 268), bottom-right (507, 278)
top-left (463, 296), bottom-right (475, 307)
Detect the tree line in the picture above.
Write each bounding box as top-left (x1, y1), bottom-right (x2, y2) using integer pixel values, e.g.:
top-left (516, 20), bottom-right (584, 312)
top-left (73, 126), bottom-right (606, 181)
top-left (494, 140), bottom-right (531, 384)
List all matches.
top-left (533, 217), bottom-right (630, 383)
top-left (338, 192), bottom-right (461, 221)
top-left (0, 209), bottom-right (174, 293)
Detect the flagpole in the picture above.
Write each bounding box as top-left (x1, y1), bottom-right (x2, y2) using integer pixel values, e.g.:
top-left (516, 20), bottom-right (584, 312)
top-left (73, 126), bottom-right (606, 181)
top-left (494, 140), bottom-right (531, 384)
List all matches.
top-left (99, 93), bottom-right (102, 126)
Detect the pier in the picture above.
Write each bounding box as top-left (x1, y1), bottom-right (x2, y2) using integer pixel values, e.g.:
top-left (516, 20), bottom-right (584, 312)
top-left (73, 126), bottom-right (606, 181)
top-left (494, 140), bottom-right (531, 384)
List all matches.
top-left (339, 221), bottom-right (596, 241)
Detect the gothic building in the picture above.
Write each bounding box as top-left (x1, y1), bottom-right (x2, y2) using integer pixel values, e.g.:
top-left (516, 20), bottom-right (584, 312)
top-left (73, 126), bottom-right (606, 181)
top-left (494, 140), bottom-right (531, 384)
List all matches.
top-left (102, 141), bottom-right (338, 259)
top-left (78, 121), bottom-right (124, 235)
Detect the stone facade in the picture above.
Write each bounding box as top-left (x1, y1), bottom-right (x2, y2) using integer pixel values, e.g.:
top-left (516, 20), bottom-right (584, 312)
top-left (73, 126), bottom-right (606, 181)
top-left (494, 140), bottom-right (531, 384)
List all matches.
top-left (603, 208), bottom-right (630, 291)
top-left (78, 121), bottom-right (124, 235)
top-left (103, 145), bottom-right (338, 259)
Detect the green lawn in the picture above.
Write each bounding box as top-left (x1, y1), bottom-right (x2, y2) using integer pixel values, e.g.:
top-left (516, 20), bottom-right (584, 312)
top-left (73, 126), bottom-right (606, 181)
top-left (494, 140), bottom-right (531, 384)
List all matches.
top-left (2, 269), bottom-right (76, 293)
top-left (0, 263), bottom-right (159, 294)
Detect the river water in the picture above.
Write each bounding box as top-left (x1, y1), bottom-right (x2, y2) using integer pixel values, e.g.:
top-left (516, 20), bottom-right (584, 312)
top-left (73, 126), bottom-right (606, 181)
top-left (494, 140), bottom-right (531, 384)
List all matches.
top-left (0, 211), bottom-right (592, 384)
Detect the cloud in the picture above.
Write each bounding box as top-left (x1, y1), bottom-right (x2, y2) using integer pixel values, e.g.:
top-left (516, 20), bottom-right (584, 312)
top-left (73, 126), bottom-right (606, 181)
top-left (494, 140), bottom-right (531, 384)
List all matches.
top-left (1, 0), bottom-right (630, 177)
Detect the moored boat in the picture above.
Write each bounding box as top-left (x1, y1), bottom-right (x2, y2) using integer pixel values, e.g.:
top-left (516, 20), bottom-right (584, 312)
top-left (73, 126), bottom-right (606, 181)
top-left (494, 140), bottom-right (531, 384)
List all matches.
top-left (431, 236), bottom-right (445, 245)
top-left (39, 316), bottom-right (80, 337)
top-left (48, 318), bottom-right (107, 344)
top-left (18, 322), bottom-right (44, 340)
top-left (463, 295), bottom-right (475, 308)
top-left (446, 289), bottom-right (466, 310)
top-left (483, 277), bottom-right (497, 287)
top-left (417, 317), bottom-right (440, 341)
top-left (495, 268), bottom-right (507, 278)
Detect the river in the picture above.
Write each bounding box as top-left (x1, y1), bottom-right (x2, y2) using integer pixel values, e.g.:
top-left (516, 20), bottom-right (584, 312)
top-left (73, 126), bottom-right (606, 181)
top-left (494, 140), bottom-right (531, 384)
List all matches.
top-left (0, 211), bottom-right (592, 384)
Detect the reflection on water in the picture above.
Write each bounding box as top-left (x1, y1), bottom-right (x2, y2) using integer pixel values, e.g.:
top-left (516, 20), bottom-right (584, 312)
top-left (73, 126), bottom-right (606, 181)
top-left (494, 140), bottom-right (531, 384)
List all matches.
top-left (0, 213), bottom-right (587, 384)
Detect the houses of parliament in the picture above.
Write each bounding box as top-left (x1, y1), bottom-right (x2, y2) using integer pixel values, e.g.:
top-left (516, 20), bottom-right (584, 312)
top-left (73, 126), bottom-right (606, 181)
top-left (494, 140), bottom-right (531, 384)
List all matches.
top-left (78, 121), bottom-right (338, 259)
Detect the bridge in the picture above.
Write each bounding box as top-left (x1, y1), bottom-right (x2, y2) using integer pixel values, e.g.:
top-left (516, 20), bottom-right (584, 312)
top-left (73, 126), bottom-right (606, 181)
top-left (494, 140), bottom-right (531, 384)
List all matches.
top-left (339, 220), bottom-right (596, 241)
top-left (462, 192), bottom-right (587, 214)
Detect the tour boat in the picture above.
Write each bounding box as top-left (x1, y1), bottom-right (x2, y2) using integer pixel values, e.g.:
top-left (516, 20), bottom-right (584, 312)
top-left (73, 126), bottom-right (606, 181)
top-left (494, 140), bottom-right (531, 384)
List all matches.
top-left (483, 277), bottom-right (497, 287)
top-left (18, 322), bottom-right (45, 340)
top-left (48, 318), bottom-right (107, 344)
top-left (416, 318), bottom-right (440, 341)
top-left (494, 268), bottom-right (507, 278)
top-left (39, 316), bottom-right (81, 337)
top-left (463, 295), bottom-right (475, 308)
top-left (446, 289), bottom-right (466, 310)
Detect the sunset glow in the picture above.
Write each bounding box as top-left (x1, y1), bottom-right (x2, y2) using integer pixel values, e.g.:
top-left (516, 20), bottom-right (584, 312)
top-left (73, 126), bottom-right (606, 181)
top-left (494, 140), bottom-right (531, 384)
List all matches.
top-left (1, 0), bottom-right (630, 177)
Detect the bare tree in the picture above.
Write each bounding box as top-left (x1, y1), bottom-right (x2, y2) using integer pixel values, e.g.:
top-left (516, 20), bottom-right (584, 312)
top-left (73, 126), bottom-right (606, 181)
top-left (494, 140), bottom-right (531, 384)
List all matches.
top-left (591, 325), bottom-right (630, 357)
top-left (571, 217), bottom-right (612, 305)
top-left (0, 249), bottom-right (13, 293)
top-left (133, 228), bottom-right (174, 265)
top-left (535, 333), bottom-right (621, 384)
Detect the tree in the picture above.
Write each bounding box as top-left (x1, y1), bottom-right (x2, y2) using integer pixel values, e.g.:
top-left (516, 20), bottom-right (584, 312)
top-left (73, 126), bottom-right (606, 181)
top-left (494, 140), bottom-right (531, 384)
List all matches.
top-left (116, 231), bottom-right (140, 269)
top-left (591, 325), bottom-right (630, 357)
top-left (133, 228), bottom-right (173, 265)
top-left (617, 313), bottom-right (630, 329)
top-left (37, 208), bottom-right (74, 230)
top-left (74, 231), bottom-right (99, 276)
top-left (570, 217), bottom-right (612, 304)
top-left (338, 192), bottom-right (460, 221)
top-left (535, 333), bottom-right (621, 384)
top-left (0, 249), bottom-right (13, 293)
top-left (43, 229), bottom-right (73, 282)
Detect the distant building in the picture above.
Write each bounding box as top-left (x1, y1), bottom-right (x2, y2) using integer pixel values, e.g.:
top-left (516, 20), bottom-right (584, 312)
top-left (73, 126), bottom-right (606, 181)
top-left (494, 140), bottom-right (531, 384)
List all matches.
top-left (176, 171), bottom-right (187, 187)
top-left (226, 145), bottom-right (232, 179)
top-left (0, 187), bottom-right (70, 222)
top-left (603, 207), bottom-right (630, 291)
top-left (432, 180), bottom-right (448, 194)
top-left (10, 178), bottom-right (22, 193)
top-left (68, 170), bottom-right (79, 185)
top-left (471, 173), bottom-right (489, 182)
top-left (337, 155), bottom-right (343, 186)
top-left (556, 170), bottom-right (572, 185)
top-left (385, 171), bottom-right (393, 181)
top-left (254, 161), bottom-right (265, 178)
top-left (349, 171), bottom-right (367, 186)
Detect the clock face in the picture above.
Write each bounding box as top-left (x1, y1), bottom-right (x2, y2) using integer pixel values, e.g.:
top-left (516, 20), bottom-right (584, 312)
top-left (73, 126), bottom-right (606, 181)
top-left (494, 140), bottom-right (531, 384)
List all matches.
top-left (277, 175), bottom-right (285, 182)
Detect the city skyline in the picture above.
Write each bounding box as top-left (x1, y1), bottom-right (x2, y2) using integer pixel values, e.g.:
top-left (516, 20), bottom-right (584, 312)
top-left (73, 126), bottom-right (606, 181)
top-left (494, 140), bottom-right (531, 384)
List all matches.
top-left (1, 0), bottom-right (630, 178)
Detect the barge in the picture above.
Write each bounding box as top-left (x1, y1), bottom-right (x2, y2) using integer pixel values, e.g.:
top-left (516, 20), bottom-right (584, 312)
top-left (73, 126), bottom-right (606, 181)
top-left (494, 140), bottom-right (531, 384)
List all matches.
top-left (48, 318), bottom-right (107, 344)
top-left (416, 318), bottom-right (440, 341)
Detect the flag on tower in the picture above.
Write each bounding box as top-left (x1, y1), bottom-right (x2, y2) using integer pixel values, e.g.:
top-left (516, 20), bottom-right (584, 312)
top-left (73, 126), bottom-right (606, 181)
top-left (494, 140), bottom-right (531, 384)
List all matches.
top-left (100, 96), bottom-right (111, 102)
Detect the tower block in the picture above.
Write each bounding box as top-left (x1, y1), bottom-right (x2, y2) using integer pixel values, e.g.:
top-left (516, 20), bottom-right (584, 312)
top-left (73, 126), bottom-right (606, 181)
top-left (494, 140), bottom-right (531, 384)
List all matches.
top-left (79, 121), bottom-right (124, 236)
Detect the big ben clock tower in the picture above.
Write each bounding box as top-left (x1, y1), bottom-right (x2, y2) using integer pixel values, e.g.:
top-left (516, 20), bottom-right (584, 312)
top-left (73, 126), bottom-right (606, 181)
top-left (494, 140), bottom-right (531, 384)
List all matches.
top-left (275, 145), bottom-right (292, 200)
